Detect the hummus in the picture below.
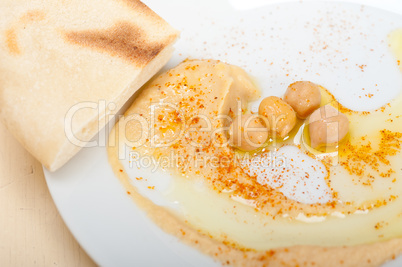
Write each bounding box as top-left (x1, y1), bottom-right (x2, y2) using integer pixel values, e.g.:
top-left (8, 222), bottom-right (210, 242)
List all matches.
top-left (108, 59), bottom-right (402, 266)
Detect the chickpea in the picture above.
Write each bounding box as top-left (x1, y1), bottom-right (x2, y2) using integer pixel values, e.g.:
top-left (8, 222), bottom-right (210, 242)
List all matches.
top-left (308, 104), bottom-right (349, 149)
top-left (229, 114), bottom-right (268, 151)
top-left (258, 96), bottom-right (296, 138)
top-left (284, 81), bottom-right (321, 119)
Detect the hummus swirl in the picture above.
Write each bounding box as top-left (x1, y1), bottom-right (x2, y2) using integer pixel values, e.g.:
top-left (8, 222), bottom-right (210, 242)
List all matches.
top-left (108, 59), bottom-right (402, 266)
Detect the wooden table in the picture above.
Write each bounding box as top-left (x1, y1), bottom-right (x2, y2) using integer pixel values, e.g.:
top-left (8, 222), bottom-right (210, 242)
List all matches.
top-left (0, 123), bottom-right (96, 266)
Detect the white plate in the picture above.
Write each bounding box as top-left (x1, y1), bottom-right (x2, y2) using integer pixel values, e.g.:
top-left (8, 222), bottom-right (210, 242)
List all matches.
top-left (44, 0), bottom-right (402, 266)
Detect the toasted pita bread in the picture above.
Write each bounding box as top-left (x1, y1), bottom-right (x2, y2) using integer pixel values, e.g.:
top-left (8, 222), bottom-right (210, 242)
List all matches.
top-left (0, 0), bottom-right (179, 171)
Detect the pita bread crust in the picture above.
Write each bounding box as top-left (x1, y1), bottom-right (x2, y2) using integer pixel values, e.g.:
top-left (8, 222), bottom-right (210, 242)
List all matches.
top-left (0, 0), bottom-right (179, 171)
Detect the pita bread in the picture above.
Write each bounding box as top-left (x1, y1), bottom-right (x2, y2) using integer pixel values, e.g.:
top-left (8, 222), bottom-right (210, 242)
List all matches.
top-left (0, 0), bottom-right (179, 171)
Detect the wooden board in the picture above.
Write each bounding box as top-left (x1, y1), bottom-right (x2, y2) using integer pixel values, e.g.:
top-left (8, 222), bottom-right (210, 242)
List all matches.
top-left (0, 123), bottom-right (96, 266)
